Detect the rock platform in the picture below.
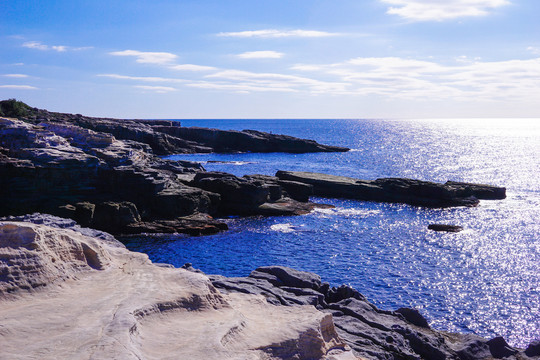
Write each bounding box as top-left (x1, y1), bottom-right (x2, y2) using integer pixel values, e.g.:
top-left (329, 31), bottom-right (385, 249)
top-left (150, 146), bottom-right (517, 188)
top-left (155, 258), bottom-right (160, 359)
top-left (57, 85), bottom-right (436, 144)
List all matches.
top-left (276, 171), bottom-right (506, 208)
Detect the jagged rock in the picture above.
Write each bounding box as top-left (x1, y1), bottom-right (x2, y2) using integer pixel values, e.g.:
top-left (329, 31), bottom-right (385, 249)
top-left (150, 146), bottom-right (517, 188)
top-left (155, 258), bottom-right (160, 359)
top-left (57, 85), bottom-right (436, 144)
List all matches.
top-left (525, 340), bottom-right (540, 357)
top-left (395, 307), bottom-right (430, 328)
top-left (205, 265), bottom-right (535, 360)
top-left (487, 337), bottom-right (518, 358)
top-left (191, 172), bottom-right (329, 216)
top-left (276, 171), bottom-right (506, 208)
top-left (1, 102), bottom-right (346, 236)
top-left (92, 201), bottom-right (141, 233)
top-left (0, 221), bottom-right (355, 359)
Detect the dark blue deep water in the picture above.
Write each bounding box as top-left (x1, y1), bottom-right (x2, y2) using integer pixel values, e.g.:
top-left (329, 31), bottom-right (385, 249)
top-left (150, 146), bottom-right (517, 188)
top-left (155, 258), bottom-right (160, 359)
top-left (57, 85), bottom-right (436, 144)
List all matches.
top-left (124, 119), bottom-right (539, 348)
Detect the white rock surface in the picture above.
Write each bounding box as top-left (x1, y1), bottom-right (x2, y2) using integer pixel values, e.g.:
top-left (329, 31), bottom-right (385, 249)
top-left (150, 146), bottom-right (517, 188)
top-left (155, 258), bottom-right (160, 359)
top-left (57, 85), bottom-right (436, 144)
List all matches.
top-left (0, 222), bottom-right (357, 360)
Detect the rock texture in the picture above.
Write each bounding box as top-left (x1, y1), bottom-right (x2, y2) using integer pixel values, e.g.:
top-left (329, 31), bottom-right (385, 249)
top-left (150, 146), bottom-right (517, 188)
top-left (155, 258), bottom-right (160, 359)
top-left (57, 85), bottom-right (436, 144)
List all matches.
top-left (0, 101), bottom-right (347, 235)
top-left (0, 220), bottom-right (355, 360)
top-left (206, 265), bottom-right (537, 360)
top-left (276, 171), bottom-right (506, 208)
top-left (0, 100), bottom-right (507, 237)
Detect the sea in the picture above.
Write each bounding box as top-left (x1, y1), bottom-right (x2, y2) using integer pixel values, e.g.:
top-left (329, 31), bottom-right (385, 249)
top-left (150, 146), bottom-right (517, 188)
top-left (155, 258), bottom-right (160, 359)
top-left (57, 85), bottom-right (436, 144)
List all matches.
top-left (123, 118), bottom-right (540, 348)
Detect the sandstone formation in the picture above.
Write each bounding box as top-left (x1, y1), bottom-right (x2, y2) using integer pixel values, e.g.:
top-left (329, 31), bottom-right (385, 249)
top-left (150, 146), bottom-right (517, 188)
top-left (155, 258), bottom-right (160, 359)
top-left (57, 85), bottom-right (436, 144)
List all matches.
top-left (0, 219), bottom-right (355, 360)
top-left (276, 171), bottom-right (506, 208)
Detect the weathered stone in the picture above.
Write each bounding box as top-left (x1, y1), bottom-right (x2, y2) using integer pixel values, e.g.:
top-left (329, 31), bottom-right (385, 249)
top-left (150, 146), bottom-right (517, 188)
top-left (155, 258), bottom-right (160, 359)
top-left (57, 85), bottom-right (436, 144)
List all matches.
top-left (395, 307), bottom-right (430, 328)
top-left (205, 265), bottom-right (534, 360)
top-left (486, 336), bottom-right (518, 358)
top-left (0, 221), bottom-right (355, 359)
top-left (276, 171), bottom-right (505, 208)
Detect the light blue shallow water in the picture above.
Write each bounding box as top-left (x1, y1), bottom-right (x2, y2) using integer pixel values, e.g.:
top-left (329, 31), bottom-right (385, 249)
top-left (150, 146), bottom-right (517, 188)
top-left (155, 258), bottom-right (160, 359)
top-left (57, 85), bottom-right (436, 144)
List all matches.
top-left (124, 118), bottom-right (540, 347)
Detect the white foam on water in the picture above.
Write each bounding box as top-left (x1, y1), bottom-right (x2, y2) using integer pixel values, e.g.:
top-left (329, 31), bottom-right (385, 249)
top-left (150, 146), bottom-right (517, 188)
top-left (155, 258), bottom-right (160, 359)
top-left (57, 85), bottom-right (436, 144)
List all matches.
top-left (270, 223), bottom-right (296, 233)
top-left (313, 207), bottom-right (380, 217)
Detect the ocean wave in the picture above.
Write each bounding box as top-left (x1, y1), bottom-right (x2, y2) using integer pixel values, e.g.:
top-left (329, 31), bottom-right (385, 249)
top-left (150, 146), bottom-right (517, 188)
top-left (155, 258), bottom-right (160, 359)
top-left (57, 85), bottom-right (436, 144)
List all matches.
top-left (270, 223), bottom-right (296, 233)
top-left (207, 160), bottom-right (255, 165)
top-left (313, 207), bottom-right (380, 217)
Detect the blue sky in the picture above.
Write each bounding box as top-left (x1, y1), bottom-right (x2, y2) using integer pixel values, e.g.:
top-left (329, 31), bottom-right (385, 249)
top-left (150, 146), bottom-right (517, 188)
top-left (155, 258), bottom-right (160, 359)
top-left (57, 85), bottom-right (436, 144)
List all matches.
top-left (1, 0), bottom-right (539, 118)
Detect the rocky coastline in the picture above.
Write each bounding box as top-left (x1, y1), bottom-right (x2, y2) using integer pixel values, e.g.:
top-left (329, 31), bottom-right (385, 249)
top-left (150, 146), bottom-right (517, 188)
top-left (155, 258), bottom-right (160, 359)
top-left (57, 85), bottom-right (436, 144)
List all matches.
top-left (1, 100), bottom-right (534, 359)
top-left (1, 100), bottom-right (505, 237)
top-left (1, 216), bottom-right (538, 359)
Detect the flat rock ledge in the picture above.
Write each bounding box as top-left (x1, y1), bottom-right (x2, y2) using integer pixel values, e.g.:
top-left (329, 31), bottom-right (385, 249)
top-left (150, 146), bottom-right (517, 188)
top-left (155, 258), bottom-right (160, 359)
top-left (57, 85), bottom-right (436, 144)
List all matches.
top-left (276, 171), bottom-right (506, 208)
top-left (0, 219), bottom-right (355, 360)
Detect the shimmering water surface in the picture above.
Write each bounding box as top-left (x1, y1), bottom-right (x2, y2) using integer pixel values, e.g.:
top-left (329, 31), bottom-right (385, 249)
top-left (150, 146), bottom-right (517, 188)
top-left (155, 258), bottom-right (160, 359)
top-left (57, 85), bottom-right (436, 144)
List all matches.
top-left (124, 119), bottom-right (539, 347)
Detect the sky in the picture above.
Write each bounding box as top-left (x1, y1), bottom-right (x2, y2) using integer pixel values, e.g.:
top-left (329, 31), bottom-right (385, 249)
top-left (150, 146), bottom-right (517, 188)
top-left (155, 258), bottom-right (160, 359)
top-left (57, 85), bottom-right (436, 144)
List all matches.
top-left (1, 0), bottom-right (539, 119)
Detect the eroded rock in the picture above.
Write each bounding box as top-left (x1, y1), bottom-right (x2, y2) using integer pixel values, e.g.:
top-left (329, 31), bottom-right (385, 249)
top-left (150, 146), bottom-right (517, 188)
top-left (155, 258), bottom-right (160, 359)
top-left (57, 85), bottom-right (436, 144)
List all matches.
top-left (0, 221), bottom-right (355, 359)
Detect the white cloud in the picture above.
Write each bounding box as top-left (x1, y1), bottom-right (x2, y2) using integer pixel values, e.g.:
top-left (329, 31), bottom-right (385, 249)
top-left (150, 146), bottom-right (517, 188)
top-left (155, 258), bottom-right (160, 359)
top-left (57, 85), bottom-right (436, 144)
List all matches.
top-left (527, 46), bottom-right (540, 55)
top-left (0, 85), bottom-right (38, 90)
top-left (186, 81), bottom-right (297, 93)
top-left (217, 29), bottom-right (340, 38)
top-left (98, 73), bottom-right (186, 83)
top-left (169, 64), bottom-right (217, 71)
top-left (380, 0), bottom-right (510, 21)
top-left (2, 74), bottom-right (29, 78)
top-left (236, 51), bottom-right (284, 59)
top-left (204, 69), bottom-right (349, 94)
top-left (292, 56), bottom-right (540, 101)
top-left (134, 85), bottom-right (177, 93)
top-left (22, 41), bottom-right (50, 51)
top-left (109, 50), bottom-right (178, 65)
top-left (22, 41), bottom-right (91, 52)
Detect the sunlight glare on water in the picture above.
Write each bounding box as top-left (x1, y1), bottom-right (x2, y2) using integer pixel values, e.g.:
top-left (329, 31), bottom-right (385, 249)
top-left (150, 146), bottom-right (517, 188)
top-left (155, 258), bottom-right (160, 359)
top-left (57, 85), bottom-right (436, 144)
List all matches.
top-left (125, 118), bottom-right (540, 348)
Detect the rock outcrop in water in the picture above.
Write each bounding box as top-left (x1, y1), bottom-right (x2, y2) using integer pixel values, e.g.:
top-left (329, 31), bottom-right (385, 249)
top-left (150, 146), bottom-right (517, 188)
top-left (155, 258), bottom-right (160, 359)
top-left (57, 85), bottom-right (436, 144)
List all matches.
top-left (0, 218), bottom-right (355, 359)
top-left (276, 171), bottom-right (506, 208)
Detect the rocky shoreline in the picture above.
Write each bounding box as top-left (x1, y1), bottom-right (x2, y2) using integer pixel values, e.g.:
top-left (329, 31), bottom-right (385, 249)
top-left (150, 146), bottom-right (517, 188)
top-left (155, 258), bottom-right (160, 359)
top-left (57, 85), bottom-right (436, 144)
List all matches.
top-left (1, 100), bottom-right (533, 359)
top-left (1, 216), bottom-right (538, 359)
top-left (1, 100), bottom-right (505, 237)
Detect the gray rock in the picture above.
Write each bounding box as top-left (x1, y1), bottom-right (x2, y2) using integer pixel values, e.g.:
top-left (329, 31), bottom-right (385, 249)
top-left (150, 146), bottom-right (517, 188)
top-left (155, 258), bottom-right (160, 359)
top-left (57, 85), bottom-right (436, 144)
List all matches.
top-left (276, 171), bottom-right (506, 208)
top-left (206, 265), bottom-right (533, 360)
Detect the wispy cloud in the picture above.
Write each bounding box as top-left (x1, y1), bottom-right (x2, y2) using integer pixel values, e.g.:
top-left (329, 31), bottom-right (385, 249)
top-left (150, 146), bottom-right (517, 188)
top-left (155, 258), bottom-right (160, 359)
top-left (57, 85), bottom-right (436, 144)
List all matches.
top-left (204, 70), bottom-right (349, 93)
top-left (380, 0), bottom-right (510, 21)
top-left (2, 74), bottom-right (29, 78)
top-left (236, 51), bottom-right (284, 59)
top-left (109, 50), bottom-right (178, 65)
top-left (22, 41), bottom-right (92, 52)
top-left (98, 73), bottom-right (186, 83)
top-left (134, 85), bottom-right (177, 93)
top-left (0, 85), bottom-right (38, 90)
top-left (218, 29), bottom-right (341, 38)
top-left (527, 46), bottom-right (540, 55)
top-left (293, 56), bottom-right (540, 100)
top-left (169, 64), bottom-right (217, 71)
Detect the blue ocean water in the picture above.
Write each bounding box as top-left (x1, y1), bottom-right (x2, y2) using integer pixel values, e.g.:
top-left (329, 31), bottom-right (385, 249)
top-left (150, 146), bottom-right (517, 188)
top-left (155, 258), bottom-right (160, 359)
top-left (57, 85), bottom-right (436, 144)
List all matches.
top-left (124, 118), bottom-right (540, 348)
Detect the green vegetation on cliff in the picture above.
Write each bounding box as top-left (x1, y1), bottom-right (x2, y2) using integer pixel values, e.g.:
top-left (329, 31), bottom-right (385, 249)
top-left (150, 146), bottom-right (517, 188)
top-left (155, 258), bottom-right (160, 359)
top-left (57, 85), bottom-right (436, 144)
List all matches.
top-left (0, 99), bottom-right (31, 118)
